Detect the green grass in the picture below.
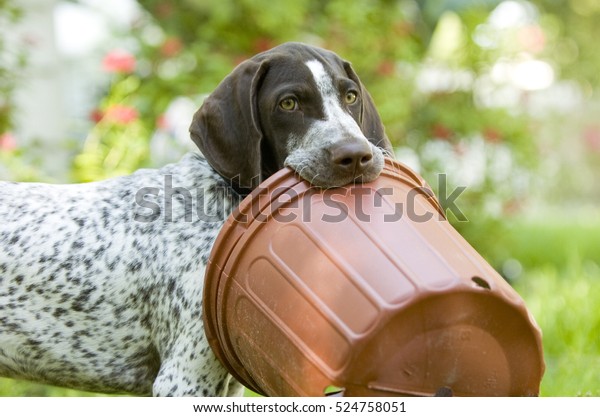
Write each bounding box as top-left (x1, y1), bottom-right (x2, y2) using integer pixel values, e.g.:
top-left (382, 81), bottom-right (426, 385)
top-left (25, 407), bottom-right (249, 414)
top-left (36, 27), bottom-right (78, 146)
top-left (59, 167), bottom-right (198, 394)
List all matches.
top-left (513, 260), bottom-right (600, 396)
top-left (0, 378), bottom-right (102, 396)
top-left (502, 207), bottom-right (600, 270)
top-left (493, 208), bottom-right (600, 396)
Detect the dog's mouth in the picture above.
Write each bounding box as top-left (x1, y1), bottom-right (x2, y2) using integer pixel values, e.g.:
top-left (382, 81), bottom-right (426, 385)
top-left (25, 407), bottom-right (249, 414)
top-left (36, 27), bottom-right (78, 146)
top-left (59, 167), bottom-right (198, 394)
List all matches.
top-left (300, 165), bottom-right (383, 189)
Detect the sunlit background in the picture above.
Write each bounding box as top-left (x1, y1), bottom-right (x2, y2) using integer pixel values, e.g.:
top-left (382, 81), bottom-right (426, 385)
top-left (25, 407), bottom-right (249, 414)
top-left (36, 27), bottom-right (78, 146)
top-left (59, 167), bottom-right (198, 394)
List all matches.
top-left (1, 0), bottom-right (599, 396)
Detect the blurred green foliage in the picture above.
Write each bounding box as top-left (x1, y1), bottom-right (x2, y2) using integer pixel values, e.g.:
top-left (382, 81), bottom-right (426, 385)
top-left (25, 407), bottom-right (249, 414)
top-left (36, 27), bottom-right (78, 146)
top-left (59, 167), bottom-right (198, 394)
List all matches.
top-left (69, 0), bottom-right (544, 261)
top-left (73, 75), bottom-right (151, 182)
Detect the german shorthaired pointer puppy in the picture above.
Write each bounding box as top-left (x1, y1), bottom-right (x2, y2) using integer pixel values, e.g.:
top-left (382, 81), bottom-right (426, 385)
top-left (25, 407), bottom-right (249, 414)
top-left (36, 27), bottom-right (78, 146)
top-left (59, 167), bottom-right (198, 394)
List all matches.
top-left (0, 42), bottom-right (392, 396)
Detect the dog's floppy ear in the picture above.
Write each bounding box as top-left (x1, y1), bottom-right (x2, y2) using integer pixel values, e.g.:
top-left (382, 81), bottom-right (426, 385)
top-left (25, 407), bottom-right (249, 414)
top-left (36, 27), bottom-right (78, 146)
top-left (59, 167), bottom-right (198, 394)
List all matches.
top-left (343, 61), bottom-right (393, 154)
top-left (190, 58), bottom-right (268, 192)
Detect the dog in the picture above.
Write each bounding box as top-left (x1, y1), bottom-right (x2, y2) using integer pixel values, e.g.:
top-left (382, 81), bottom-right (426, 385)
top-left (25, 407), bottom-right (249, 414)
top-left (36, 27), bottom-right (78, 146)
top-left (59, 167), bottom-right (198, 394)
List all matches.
top-left (0, 42), bottom-right (392, 396)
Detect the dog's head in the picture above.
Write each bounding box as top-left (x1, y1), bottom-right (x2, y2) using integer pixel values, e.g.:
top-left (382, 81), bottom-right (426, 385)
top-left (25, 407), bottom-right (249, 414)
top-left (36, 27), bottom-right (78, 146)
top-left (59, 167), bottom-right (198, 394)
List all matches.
top-left (190, 42), bottom-right (392, 192)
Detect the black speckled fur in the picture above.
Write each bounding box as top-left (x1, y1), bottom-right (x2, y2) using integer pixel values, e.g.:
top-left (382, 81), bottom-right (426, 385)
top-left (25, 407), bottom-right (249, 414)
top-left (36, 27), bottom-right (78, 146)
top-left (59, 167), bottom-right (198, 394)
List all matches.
top-left (0, 154), bottom-right (243, 396)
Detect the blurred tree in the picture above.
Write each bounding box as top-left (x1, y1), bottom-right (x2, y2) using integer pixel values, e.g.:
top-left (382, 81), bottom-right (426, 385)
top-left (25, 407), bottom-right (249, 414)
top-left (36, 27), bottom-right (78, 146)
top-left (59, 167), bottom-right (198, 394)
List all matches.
top-left (77, 0), bottom-right (524, 176)
top-left (63, 0), bottom-right (600, 260)
top-left (533, 0), bottom-right (600, 88)
top-left (528, 0), bottom-right (600, 205)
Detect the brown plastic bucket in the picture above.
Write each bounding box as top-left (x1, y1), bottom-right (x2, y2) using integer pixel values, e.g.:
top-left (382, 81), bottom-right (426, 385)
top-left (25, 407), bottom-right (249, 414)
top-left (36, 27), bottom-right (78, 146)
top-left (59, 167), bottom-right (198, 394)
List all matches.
top-left (203, 158), bottom-right (544, 396)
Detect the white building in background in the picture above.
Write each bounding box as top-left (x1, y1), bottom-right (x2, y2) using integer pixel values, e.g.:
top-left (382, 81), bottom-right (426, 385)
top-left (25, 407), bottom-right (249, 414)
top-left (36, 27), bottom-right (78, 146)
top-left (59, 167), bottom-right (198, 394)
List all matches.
top-left (6, 0), bottom-right (140, 180)
top-left (6, 0), bottom-right (68, 179)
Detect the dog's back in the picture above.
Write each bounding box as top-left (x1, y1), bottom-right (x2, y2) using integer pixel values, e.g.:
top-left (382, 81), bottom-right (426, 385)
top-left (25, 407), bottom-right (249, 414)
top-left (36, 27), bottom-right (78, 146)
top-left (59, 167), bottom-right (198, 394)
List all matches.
top-left (0, 153), bottom-right (240, 395)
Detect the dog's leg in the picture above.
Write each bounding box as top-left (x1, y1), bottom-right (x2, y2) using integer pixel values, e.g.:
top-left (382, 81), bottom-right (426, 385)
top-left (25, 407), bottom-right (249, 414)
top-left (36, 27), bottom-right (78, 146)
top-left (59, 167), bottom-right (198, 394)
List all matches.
top-left (152, 338), bottom-right (242, 396)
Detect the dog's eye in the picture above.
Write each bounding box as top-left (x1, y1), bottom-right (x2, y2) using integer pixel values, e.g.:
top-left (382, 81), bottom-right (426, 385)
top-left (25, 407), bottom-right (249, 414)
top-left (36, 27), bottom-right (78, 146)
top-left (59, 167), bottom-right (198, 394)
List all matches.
top-left (345, 91), bottom-right (358, 105)
top-left (279, 98), bottom-right (298, 111)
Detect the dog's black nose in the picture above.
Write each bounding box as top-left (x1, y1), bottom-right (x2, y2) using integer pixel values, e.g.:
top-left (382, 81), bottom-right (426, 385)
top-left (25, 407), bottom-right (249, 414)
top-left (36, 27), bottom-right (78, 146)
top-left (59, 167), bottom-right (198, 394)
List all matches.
top-left (330, 140), bottom-right (374, 175)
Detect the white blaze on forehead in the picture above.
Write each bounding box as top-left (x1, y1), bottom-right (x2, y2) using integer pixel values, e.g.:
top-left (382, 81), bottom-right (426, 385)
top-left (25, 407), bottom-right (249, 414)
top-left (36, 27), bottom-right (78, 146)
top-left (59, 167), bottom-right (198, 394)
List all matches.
top-left (305, 59), bottom-right (335, 95)
top-left (304, 59), bottom-right (364, 138)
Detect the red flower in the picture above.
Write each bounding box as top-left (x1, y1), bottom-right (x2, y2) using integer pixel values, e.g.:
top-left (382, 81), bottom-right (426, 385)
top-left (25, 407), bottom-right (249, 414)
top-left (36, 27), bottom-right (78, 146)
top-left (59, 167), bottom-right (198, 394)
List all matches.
top-left (160, 37), bottom-right (183, 57)
top-left (233, 55), bottom-right (250, 66)
top-left (503, 198), bottom-right (523, 216)
top-left (0, 132), bottom-right (17, 151)
top-left (432, 123), bottom-right (453, 140)
top-left (105, 105), bottom-right (139, 125)
top-left (102, 50), bottom-right (136, 74)
top-left (517, 25), bottom-right (546, 54)
top-left (483, 127), bottom-right (502, 143)
top-left (253, 38), bottom-right (275, 53)
top-left (583, 125), bottom-right (600, 152)
top-left (89, 109), bottom-right (104, 123)
top-left (156, 114), bottom-right (168, 130)
top-left (155, 2), bottom-right (174, 18)
top-left (376, 60), bottom-right (395, 77)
